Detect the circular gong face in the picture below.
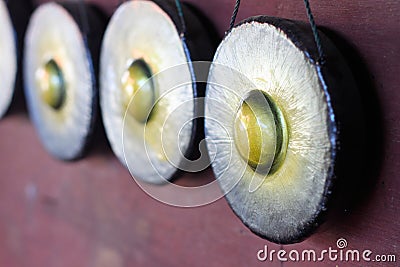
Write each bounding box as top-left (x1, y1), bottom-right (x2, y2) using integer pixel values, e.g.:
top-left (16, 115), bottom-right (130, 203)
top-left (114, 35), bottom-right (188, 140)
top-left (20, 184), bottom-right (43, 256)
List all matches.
top-left (100, 1), bottom-right (195, 184)
top-left (206, 17), bottom-right (340, 243)
top-left (0, 0), bottom-right (17, 118)
top-left (24, 3), bottom-right (96, 160)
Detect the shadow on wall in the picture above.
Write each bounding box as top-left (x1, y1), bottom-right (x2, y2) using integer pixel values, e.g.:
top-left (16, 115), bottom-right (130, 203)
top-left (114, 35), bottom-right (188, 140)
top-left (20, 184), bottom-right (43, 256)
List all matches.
top-left (320, 27), bottom-right (385, 225)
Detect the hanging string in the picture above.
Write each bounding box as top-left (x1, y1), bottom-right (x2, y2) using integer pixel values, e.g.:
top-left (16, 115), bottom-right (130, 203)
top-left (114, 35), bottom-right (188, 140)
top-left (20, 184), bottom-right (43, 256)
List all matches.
top-left (228, 0), bottom-right (325, 64)
top-left (228, 0), bottom-right (241, 31)
top-left (175, 0), bottom-right (187, 37)
top-left (303, 0), bottom-right (325, 65)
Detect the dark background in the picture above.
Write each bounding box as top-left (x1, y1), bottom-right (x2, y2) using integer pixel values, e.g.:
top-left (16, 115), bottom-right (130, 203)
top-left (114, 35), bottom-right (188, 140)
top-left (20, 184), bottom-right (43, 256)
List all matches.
top-left (0, 0), bottom-right (399, 266)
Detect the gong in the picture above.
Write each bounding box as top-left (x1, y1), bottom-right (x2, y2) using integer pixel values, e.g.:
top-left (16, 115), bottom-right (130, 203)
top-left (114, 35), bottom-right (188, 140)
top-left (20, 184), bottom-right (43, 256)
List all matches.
top-left (0, 0), bottom-right (32, 118)
top-left (100, 0), bottom-right (215, 184)
top-left (205, 16), bottom-right (363, 243)
top-left (23, 2), bottom-right (106, 160)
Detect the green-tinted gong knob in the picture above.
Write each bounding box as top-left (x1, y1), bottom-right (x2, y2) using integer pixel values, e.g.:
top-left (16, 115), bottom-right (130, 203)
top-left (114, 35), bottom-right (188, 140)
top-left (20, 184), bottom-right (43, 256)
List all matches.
top-left (121, 59), bottom-right (156, 123)
top-left (234, 90), bottom-right (288, 175)
top-left (36, 59), bottom-right (66, 110)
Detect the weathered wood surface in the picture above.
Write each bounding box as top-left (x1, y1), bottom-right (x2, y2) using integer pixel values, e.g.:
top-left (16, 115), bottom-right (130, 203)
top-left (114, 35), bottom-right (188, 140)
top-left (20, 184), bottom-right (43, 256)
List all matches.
top-left (0, 0), bottom-right (399, 266)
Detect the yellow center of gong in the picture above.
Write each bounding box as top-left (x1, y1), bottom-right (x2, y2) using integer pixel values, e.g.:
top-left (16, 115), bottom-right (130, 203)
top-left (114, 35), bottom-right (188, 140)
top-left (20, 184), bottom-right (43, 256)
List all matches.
top-left (36, 59), bottom-right (66, 110)
top-left (121, 59), bottom-right (156, 123)
top-left (234, 90), bottom-right (288, 175)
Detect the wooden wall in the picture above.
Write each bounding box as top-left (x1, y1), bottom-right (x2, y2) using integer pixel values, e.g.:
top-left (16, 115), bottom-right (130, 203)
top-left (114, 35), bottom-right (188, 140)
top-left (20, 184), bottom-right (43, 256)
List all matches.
top-left (0, 0), bottom-right (399, 266)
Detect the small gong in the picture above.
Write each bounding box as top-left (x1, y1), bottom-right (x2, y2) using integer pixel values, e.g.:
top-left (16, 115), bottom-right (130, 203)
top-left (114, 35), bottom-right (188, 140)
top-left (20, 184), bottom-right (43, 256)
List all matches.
top-left (205, 16), bottom-right (363, 244)
top-left (100, 0), bottom-right (215, 184)
top-left (0, 0), bottom-right (32, 118)
top-left (0, 0), bottom-right (17, 118)
top-left (23, 2), bottom-right (106, 160)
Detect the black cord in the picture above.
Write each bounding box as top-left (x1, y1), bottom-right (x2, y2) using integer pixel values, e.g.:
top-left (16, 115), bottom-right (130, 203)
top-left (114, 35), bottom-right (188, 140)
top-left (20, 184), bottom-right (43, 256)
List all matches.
top-left (229, 0), bottom-right (241, 31)
top-left (303, 0), bottom-right (325, 65)
top-left (227, 0), bottom-right (325, 65)
top-left (175, 0), bottom-right (187, 37)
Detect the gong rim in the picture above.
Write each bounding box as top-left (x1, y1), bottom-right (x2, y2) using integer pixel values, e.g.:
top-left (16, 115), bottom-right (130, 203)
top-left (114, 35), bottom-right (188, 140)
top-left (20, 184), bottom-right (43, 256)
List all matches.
top-left (0, 0), bottom-right (17, 118)
top-left (100, 0), bottom-right (215, 184)
top-left (205, 16), bottom-right (352, 244)
top-left (23, 2), bottom-right (100, 160)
